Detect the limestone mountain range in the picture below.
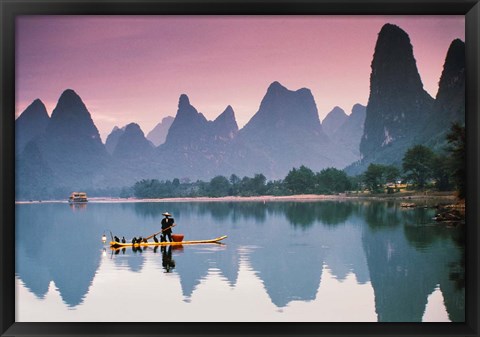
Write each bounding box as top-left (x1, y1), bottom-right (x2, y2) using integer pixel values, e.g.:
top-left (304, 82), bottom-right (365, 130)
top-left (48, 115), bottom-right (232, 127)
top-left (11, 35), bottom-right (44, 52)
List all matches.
top-left (15, 23), bottom-right (465, 199)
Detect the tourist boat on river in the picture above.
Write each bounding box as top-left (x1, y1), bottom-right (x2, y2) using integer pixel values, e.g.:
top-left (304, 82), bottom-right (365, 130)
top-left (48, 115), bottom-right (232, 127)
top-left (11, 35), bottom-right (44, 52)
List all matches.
top-left (68, 192), bottom-right (88, 203)
top-left (110, 235), bottom-right (227, 249)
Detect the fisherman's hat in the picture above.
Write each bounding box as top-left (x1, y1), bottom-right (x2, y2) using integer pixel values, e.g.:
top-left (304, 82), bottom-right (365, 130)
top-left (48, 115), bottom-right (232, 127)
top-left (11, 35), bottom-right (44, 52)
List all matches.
top-left (162, 212), bottom-right (172, 216)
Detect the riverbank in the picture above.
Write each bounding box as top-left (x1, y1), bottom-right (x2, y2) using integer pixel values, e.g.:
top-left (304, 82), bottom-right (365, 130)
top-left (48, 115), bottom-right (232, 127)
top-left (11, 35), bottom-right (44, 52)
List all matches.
top-left (16, 191), bottom-right (459, 204)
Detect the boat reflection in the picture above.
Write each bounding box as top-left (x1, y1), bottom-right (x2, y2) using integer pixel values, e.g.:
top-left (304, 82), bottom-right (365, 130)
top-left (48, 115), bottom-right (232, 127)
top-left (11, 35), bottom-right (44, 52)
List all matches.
top-left (110, 244), bottom-right (182, 273)
top-left (69, 202), bottom-right (87, 211)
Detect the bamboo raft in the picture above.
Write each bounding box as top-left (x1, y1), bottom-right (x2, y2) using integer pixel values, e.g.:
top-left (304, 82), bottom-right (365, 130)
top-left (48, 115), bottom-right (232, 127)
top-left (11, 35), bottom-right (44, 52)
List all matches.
top-left (110, 235), bottom-right (227, 249)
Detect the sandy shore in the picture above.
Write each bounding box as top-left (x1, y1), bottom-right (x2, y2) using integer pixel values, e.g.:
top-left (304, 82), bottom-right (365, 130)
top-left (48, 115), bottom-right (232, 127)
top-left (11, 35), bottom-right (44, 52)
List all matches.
top-left (16, 192), bottom-right (458, 204)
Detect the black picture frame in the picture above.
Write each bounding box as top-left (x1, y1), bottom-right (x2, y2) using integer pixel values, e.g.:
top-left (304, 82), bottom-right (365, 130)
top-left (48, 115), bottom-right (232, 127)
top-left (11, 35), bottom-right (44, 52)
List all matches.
top-left (1, 0), bottom-right (479, 336)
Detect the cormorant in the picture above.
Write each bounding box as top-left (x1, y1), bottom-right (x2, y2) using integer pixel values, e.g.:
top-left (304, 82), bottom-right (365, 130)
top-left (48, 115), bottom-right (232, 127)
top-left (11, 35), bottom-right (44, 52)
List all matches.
top-left (114, 236), bottom-right (120, 243)
top-left (153, 235), bottom-right (159, 243)
top-left (121, 236), bottom-right (126, 243)
top-left (132, 237), bottom-right (137, 244)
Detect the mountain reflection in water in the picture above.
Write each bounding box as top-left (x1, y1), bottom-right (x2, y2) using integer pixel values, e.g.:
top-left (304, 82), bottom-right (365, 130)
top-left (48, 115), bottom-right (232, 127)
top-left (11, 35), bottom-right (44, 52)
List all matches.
top-left (15, 200), bottom-right (464, 322)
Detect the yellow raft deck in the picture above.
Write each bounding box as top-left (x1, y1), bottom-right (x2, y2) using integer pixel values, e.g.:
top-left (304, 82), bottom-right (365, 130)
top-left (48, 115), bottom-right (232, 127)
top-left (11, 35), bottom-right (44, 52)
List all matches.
top-left (110, 235), bottom-right (227, 248)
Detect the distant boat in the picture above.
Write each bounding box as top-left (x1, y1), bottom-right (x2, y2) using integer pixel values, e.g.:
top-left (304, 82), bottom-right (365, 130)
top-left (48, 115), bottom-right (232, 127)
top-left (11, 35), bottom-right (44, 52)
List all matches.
top-left (68, 192), bottom-right (88, 203)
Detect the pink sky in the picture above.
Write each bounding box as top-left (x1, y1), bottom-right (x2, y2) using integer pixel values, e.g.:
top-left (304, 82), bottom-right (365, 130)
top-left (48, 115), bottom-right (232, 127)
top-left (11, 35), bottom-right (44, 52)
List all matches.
top-left (16, 15), bottom-right (464, 142)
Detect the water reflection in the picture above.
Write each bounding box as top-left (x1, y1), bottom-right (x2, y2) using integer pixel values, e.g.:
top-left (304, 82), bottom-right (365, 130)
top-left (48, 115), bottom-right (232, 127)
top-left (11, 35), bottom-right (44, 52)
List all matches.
top-left (69, 203), bottom-right (87, 211)
top-left (15, 200), bottom-right (465, 321)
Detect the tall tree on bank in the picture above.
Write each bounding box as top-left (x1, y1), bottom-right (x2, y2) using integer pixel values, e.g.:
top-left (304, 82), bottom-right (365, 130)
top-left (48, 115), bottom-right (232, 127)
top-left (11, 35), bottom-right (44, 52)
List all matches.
top-left (284, 166), bottom-right (316, 194)
top-left (446, 123), bottom-right (466, 199)
top-left (402, 145), bottom-right (435, 189)
top-left (363, 164), bottom-right (387, 193)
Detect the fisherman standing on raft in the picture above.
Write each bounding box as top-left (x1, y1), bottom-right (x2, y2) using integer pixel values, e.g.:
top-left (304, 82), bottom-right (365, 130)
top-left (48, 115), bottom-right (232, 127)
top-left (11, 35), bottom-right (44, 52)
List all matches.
top-left (161, 212), bottom-right (175, 242)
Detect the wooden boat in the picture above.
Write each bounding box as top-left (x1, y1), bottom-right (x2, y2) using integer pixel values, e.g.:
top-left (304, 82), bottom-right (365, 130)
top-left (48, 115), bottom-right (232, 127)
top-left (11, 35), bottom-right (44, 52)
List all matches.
top-left (110, 235), bottom-right (227, 248)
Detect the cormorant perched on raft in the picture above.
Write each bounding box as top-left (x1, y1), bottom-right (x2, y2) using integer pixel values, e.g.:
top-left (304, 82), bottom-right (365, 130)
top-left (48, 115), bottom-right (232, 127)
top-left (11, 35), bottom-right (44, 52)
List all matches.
top-left (132, 237), bottom-right (137, 244)
top-left (153, 235), bottom-right (159, 243)
top-left (122, 236), bottom-right (126, 243)
top-left (114, 236), bottom-right (120, 243)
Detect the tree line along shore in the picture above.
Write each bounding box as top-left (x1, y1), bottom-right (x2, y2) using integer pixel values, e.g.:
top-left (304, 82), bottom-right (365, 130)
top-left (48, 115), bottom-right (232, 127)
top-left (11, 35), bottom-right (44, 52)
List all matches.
top-left (124, 123), bottom-right (464, 202)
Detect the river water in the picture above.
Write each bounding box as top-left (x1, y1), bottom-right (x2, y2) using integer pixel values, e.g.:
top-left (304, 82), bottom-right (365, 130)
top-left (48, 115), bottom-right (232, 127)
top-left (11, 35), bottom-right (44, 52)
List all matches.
top-left (15, 199), bottom-right (465, 322)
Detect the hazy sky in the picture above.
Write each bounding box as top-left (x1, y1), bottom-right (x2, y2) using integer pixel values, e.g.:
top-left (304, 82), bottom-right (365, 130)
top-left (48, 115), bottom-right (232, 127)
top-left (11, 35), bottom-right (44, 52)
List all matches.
top-left (16, 15), bottom-right (464, 142)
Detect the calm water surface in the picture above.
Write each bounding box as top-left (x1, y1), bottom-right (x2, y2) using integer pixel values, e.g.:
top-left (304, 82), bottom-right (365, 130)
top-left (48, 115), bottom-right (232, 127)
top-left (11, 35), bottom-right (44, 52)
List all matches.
top-left (15, 200), bottom-right (465, 322)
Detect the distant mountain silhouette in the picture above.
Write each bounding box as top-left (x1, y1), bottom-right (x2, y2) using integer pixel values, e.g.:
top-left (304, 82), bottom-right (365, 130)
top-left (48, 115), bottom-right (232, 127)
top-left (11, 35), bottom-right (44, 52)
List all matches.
top-left (360, 24), bottom-right (434, 159)
top-left (15, 141), bottom-right (54, 199)
top-left (105, 126), bottom-right (125, 154)
top-left (233, 81), bottom-right (355, 178)
top-left (424, 38), bottom-right (465, 149)
top-left (346, 24), bottom-right (464, 175)
top-left (326, 104), bottom-right (366, 159)
top-left (15, 99), bottom-right (50, 154)
top-left (16, 89), bottom-right (110, 198)
top-left (46, 89), bottom-right (104, 146)
top-left (163, 94), bottom-right (210, 149)
top-left (211, 105), bottom-right (239, 141)
top-left (146, 116), bottom-right (174, 146)
top-left (14, 23), bottom-right (465, 199)
top-left (322, 106), bottom-right (348, 138)
top-left (112, 123), bottom-right (154, 160)
top-left (154, 95), bottom-right (240, 180)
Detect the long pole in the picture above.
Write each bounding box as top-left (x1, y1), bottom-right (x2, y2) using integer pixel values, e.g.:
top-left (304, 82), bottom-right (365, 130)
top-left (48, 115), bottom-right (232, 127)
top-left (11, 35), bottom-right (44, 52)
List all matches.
top-left (144, 224), bottom-right (176, 241)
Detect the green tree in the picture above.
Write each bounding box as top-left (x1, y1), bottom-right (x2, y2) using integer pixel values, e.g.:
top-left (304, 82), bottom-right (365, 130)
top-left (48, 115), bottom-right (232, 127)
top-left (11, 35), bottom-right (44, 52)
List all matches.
top-left (383, 165), bottom-right (401, 193)
top-left (229, 174), bottom-right (241, 196)
top-left (265, 179), bottom-right (287, 195)
top-left (431, 154), bottom-right (453, 191)
top-left (402, 145), bottom-right (435, 190)
top-left (348, 175), bottom-right (363, 193)
top-left (316, 167), bottom-right (351, 194)
top-left (251, 173), bottom-right (267, 195)
top-left (239, 174), bottom-right (267, 196)
top-left (284, 165), bottom-right (316, 194)
top-left (446, 122), bottom-right (466, 198)
top-left (383, 165), bottom-right (400, 184)
top-left (363, 164), bottom-right (386, 193)
top-left (207, 175), bottom-right (231, 197)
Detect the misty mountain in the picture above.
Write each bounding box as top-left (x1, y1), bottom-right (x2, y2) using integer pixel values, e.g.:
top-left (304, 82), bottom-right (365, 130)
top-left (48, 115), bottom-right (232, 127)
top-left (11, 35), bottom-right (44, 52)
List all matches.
top-left (322, 106), bottom-right (348, 138)
top-left (346, 26), bottom-right (464, 175)
top-left (211, 105), bottom-right (239, 141)
top-left (146, 116), bottom-right (174, 146)
top-left (16, 89), bottom-right (111, 198)
top-left (346, 24), bottom-right (436, 174)
top-left (423, 38), bottom-right (465, 150)
top-left (105, 126), bottom-right (125, 154)
top-left (16, 141), bottom-right (54, 199)
top-left (15, 99), bottom-right (50, 154)
top-left (329, 104), bottom-right (366, 158)
top-left (15, 23), bottom-right (465, 199)
top-left (112, 123), bottom-right (154, 159)
top-left (231, 81), bottom-right (355, 178)
top-left (154, 95), bottom-right (240, 180)
top-left (163, 94), bottom-right (210, 149)
top-left (360, 24), bottom-right (434, 157)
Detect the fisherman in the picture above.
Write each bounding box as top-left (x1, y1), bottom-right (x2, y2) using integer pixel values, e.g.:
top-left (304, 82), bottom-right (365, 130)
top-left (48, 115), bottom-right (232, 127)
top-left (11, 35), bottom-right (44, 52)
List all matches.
top-left (161, 212), bottom-right (175, 242)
